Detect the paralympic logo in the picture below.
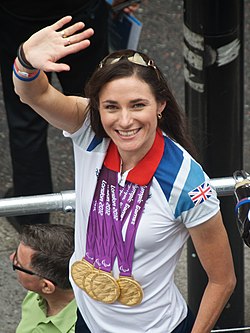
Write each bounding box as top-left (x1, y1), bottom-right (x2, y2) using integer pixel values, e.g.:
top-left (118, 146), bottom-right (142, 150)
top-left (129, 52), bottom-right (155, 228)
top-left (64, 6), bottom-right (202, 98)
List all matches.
top-left (119, 265), bottom-right (129, 273)
top-left (85, 252), bottom-right (94, 261)
top-left (102, 259), bottom-right (111, 268)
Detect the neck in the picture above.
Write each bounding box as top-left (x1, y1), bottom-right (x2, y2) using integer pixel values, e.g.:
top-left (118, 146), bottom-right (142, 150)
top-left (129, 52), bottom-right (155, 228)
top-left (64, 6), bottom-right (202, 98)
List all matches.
top-left (118, 132), bottom-right (157, 173)
top-left (120, 156), bottom-right (140, 173)
top-left (44, 288), bottom-right (74, 317)
top-left (119, 146), bottom-right (151, 173)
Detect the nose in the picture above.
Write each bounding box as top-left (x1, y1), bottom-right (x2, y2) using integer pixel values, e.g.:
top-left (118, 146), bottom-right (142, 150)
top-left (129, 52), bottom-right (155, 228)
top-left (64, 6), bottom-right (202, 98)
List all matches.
top-left (119, 109), bottom-right (132, 127)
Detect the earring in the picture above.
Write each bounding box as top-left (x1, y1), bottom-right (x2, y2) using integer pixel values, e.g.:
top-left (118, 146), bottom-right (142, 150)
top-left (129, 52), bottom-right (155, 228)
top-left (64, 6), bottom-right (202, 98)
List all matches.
top-left (157, 113), bottom-right (162, 119)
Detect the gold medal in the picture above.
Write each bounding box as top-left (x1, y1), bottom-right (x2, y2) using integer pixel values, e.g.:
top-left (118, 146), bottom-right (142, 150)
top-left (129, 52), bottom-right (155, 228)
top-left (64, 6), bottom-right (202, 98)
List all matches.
top-left (83, 270), bottom-right (100, 301)
top-left (84, 269), bottom-right (120, 304)
top-left (91, 270), bottom-right (120, 303)
top-left (71, 259), bottom-right (93, 290)
top-left (117, 276), bottom-right (143, 306)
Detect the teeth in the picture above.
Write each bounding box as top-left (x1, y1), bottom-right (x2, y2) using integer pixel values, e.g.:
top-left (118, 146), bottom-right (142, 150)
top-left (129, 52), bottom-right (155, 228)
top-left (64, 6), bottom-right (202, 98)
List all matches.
top-left (118, 129), bottom-right (138, 137)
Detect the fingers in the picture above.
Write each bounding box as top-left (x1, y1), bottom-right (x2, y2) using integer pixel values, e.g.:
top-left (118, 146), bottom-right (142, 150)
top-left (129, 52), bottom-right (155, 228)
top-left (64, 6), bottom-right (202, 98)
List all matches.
top-left (42, 39), bottom-right (92, 73)
top-left (60, 21), bottom-right (87, 39)
top-left (49, 16), bottom-right (94, 49)
top-left (44, 62), bottom-right (71, 72)
top-left (62, 40), bottom-right (92, 57)
top-left (62, 28), bottom-right (94, 47)
top-left (51, 16), bottom-right (73, 31)
top-left (25, 17), bottom-right (95, 73)
top-left (51, 17), bottom-right (88, 41)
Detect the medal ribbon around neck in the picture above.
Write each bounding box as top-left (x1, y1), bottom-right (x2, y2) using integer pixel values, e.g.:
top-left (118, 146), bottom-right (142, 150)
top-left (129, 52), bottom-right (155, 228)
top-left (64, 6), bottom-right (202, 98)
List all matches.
top-left (107, 167), bottom-right (151, 277)
top-left (107, 166), bottom-right (152, 306)
top-left (92, 176), bottom-right (114, 272)
top-left (82, 167), bottom-right (121, 303)
top-left (103, 129), bottom-right (164, 305)
top-left (71, 174), bottom-right (102, 291)
top-left (72, 128), bottom-right (165, 304)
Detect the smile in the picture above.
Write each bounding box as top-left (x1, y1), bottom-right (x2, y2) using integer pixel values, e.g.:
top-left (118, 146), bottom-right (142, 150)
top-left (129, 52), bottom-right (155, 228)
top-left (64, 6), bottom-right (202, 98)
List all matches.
top-left (117, 129), bottom-right (139, 137)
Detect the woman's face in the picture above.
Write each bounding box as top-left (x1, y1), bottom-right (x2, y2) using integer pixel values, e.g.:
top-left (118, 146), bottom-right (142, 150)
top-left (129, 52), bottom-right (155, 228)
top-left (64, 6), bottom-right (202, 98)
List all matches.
top-left (99, 76), bottom-right (166, 164)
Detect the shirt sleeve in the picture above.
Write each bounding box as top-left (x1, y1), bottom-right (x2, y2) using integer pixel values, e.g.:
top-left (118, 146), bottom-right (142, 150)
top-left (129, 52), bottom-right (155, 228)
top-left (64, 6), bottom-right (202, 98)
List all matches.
top-left (162, 139), bottom-right (220, 228)
top-left (173, 160), bottom-right (220, 228)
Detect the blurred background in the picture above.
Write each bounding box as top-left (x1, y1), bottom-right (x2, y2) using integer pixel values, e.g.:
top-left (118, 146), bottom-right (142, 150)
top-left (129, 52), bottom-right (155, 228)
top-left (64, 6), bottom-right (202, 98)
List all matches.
top-left (0, 1), bottom-right (249, 331)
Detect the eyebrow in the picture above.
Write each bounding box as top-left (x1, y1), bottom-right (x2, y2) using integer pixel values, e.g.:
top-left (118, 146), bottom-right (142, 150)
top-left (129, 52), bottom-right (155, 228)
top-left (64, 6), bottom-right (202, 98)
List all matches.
top-left (102, 98), bottom-right (149, 104)
top-left (130, 98), bottom-right (148, 103)
top-left (101, 100), bottom-right (118, 104)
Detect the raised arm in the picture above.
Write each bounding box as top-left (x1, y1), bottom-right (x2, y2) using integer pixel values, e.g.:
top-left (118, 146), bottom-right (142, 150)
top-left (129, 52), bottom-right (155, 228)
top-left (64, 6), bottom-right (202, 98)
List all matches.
top-left (13, 16), bottom-right (94, 133)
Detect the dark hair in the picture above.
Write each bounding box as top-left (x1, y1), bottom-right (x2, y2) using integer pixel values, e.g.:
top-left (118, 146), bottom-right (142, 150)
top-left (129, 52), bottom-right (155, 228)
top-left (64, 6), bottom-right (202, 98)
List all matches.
top-left (85, 49), bottom-right (197, 158)
top-left (20, 224), bottom-right (74, 289)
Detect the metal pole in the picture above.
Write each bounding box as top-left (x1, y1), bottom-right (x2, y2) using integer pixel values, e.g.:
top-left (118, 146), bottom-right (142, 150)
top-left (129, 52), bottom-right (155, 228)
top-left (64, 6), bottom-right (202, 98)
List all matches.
top-left (184, 0), bottom-right (244, 328)
top-left (0, 177), bottom-right (238, 217)
top-left (0, 190), bottom-right (76, 216)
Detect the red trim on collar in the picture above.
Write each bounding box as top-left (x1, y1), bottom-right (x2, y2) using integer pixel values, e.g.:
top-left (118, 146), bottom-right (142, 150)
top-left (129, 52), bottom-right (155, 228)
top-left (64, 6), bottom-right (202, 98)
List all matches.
top-left (104, 128), bottom-right (164, 185)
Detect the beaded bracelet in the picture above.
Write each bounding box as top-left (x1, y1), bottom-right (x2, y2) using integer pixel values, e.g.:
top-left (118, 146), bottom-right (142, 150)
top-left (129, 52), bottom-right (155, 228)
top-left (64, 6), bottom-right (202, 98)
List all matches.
top-left (17, 43), bottom-right (35, 70)
top-left (13, 59), bottom-right (40, 82)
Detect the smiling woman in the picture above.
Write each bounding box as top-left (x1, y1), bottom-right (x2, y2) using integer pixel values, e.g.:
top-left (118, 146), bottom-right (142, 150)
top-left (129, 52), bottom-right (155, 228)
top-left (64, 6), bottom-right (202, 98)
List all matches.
top-left (98, 76), bottom-right (166, 171)
top-left (12, 17), bottom-right (236, 333)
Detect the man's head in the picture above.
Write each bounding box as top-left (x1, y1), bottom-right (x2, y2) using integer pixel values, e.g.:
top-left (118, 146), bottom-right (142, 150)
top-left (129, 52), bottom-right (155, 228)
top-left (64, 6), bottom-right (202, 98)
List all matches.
top-left (10, 224), bottom-right (74, 293)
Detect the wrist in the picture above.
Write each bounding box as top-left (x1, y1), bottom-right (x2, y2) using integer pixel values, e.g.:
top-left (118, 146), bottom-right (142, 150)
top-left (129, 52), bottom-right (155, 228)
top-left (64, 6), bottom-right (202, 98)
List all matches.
top-left (17, 43), bottom-right (36, 70)
top-left (13, 58), bottom-right (40, 81)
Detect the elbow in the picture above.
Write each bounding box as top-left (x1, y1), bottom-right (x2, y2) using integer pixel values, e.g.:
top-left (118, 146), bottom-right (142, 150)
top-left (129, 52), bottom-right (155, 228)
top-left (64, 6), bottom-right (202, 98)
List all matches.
top-left (231, 273), bottom-right (237, 292)
top-left (209, 271), bottom-right (237, 300)
top-left (225, 272), bottom-right (237, 297)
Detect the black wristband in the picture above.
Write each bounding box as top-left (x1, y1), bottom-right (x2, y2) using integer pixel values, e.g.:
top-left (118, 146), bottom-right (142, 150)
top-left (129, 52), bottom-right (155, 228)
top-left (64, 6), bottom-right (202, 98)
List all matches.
top-left (17, 43), bottom-right (36, 70)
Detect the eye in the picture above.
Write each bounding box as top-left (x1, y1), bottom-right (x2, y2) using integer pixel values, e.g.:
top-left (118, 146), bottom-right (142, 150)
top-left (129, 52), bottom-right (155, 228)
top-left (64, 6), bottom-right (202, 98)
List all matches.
top-left (103, 103), bottom-right (118, 111)
top-left (132, 103), bottom-right (145, 109)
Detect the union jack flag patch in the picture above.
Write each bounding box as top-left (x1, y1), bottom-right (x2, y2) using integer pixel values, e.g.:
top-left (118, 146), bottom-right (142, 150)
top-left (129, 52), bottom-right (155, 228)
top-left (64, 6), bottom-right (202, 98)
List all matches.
top-left (188, 181), bottom-right (212, 206)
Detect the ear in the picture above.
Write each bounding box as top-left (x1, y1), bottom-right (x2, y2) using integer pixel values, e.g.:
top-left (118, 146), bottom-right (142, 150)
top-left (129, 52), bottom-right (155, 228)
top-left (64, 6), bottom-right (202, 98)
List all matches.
top-left (157, 101), bottom-right (167, 116)
top-left (41, 279), bottom-right (56, 294)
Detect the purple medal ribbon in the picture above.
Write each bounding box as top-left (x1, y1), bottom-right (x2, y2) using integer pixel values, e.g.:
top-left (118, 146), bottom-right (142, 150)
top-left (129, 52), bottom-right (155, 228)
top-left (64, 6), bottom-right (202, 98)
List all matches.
top-left (85, 165), bottom-right (151, 276)
top-left (108, 167), bottom-right (151, 277)
top-left (84, 197), bottom-right (97, 265)
top-left (85, 167), bottom-right (116, 272)
top-left (85, 168), bottom-right (111, 268)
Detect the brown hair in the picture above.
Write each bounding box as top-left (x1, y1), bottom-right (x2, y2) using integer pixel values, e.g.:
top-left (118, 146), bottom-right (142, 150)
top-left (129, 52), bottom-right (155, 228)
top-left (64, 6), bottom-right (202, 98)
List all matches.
top-left (20, 224), bottom-right (74, 289)
top-left (85, 49), bottom-right (197, 158)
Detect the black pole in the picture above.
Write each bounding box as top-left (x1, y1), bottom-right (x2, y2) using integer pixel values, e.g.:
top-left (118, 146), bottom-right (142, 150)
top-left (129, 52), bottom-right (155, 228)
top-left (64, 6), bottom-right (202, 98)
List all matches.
top-left (184, 0), bottom-right (244, 329)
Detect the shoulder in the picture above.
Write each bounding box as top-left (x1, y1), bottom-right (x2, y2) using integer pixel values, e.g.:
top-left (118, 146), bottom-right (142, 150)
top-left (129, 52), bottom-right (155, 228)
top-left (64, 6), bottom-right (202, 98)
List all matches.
top-left (155, 135), bottom-right (219, 223)
top-left (65, 113), bottom-right (110, 153)
top-left (16, 292), bottom-right (47, 333)
top-left (155, 135), bottom-right (205, 201)
top-left (50, 298), bottom-right (77, 333)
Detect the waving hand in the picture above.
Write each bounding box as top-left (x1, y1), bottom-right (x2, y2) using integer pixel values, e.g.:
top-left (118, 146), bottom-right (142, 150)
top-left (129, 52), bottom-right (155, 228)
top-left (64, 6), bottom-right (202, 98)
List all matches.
top-left (22, 16), bottom-right (94, 72)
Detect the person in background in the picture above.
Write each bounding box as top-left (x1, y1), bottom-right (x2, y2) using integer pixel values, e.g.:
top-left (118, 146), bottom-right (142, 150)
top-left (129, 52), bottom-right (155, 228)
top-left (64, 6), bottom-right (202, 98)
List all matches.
top-left (10, 224), bottom-right (76, 333)
top-left (0, 0), bottom-right (139, 231)
top-left (12, 17), bottom-right (236, 333)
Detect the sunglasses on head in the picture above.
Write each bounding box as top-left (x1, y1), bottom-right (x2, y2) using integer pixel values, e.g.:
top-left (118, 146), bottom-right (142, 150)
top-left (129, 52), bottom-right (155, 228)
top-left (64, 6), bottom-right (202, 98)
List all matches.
top-left (99, 51), bottom-right (160, 80)
top-left (12, 249), bottom-right (57, 285)
top-left (99, 51), bottom-right (156, 67)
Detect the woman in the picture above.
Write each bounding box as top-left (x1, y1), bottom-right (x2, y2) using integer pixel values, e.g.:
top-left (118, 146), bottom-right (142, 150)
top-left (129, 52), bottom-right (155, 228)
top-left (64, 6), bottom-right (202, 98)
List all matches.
top-left (12, 16), bottom-right (236, 333)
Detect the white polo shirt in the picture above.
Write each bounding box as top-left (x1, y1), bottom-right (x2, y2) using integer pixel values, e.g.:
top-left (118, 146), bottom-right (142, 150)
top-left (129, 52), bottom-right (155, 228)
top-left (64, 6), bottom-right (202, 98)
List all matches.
top-left (65, 116), bottom-right (220, 333)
